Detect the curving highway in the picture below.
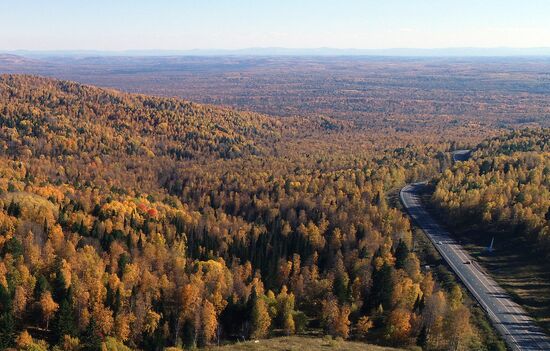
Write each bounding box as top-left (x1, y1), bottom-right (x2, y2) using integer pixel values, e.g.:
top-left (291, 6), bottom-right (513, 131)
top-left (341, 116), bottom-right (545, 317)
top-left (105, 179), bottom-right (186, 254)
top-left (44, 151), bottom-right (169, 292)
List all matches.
top-left (400, 151), bottom-right (550, 350)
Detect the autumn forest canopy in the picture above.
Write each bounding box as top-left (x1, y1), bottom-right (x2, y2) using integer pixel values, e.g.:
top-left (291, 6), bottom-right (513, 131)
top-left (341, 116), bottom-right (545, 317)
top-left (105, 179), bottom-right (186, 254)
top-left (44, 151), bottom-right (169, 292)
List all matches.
top-left (0, 65), bottom-right (547, 351)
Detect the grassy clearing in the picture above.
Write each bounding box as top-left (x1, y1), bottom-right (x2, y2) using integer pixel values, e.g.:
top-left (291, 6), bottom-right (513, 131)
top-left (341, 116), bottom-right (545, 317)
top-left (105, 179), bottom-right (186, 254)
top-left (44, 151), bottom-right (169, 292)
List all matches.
top-left (203, 336), bottom-right (404, 351)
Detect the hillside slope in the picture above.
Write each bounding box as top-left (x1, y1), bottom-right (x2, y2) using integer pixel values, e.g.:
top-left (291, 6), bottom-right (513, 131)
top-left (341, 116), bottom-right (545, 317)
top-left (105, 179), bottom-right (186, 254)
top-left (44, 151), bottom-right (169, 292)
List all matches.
top-left (0, 74), bottom-right (282, 161)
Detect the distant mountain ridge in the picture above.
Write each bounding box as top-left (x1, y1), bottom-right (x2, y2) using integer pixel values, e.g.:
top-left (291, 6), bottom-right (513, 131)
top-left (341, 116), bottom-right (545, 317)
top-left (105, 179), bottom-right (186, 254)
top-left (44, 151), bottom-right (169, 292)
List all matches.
top-left (0, 53), bottom-right (40, 63)
top-left (4, 47), bottom-right (550, 58)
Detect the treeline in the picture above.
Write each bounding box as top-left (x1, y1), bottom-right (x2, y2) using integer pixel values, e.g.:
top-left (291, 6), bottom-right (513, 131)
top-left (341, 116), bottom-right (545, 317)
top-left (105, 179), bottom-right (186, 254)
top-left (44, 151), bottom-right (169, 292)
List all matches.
top-left (432, 129), bottom-right (550, 254)
top-left (0, 75), bottom-right (485, 350)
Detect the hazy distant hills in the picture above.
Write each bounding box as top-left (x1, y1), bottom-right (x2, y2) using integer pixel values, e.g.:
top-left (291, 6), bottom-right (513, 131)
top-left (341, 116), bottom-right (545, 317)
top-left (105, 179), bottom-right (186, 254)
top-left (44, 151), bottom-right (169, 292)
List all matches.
top-left (2, 54), bottom-right (549, 136)
top-left (4, 47), bottom-right (550, 58)
top-left (0, 53), bottom-right (41, 64)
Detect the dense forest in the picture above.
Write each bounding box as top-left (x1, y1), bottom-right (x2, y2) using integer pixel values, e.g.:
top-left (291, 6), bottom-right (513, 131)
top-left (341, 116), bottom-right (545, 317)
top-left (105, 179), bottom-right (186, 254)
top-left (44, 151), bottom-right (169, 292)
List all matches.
top-left (431, 129), bottom-right (550, 255)
top-left (0, 75), bottom-right (499, 351)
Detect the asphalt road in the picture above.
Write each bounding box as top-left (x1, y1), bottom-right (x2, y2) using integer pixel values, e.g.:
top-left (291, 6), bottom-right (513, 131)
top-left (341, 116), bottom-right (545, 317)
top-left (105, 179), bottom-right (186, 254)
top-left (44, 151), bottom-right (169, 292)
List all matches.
top-left (451, 149), bottom-right (471, 162)
top-left (400, 158), bottom-right (550, 350)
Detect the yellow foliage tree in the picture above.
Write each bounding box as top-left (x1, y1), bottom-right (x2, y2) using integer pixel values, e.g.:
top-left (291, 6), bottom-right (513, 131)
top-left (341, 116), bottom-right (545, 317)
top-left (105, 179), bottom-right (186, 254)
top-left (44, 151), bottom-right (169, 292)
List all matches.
top-left (40, 291), bottom-right (59, 329)
top-left (201, 300), bottom-right (217, 345)
top-left (251, 295), bottom-right (271, 339)
top-left (356, 315), bottom-right (373, 339)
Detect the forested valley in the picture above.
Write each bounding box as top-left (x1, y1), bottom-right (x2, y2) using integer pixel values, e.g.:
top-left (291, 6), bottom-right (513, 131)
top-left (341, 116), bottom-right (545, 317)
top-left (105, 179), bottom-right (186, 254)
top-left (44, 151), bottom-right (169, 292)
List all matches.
top-left (0, 74), bottom-right (541, 351)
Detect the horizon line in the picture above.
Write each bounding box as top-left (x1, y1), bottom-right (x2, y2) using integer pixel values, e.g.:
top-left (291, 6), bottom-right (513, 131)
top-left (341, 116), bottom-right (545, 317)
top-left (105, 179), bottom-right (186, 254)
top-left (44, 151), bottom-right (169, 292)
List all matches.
top-left (3, 47), bottom-right (550, 58)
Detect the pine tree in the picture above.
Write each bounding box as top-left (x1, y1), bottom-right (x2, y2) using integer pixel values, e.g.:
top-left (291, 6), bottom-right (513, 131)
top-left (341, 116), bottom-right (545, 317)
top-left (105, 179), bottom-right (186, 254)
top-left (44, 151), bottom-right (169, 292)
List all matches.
top-left (394, 240), bottom-right (409, 269)
top-left (0, 284), bottom-right (15, 349)
top-left (369, 263), bottom-right (395, 310)
top-left (7, 199), bottom-right (21, 217)
top-left (417, 325), bottom-right (428, 349)
top-left (53, 299), bottom-right (77, 342)
top-left (34, 275), bottom-right (51, 300)
top-left (82, 318), bottom-right (102, 351)
top-left (52, 263), bottom-right (68, 302)
top-left (0, 312), bottom-right (15, 349)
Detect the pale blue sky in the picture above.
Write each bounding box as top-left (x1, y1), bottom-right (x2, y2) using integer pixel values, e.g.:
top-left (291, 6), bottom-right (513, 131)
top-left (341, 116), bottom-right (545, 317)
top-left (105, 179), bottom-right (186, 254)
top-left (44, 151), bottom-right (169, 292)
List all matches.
top-left (1, 0), bottom-right (549, 50)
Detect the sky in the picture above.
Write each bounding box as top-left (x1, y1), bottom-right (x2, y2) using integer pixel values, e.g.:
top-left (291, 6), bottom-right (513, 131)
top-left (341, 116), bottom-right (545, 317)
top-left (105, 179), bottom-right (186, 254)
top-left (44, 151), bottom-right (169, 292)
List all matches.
top-left (1, 0), bottom-right (550, 51)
